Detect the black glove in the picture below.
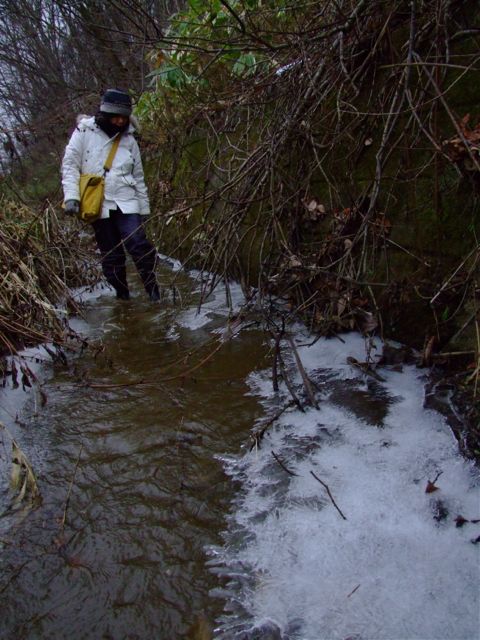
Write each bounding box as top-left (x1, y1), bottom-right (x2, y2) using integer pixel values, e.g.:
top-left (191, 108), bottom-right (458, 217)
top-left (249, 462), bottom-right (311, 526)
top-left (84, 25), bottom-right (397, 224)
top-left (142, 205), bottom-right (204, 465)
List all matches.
top-left (64, 199), bottom-right (80, 216)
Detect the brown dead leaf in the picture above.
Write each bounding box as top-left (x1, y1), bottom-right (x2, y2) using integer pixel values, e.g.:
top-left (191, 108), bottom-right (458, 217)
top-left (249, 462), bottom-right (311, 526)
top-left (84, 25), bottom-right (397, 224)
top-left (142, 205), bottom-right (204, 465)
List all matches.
top-left (337, 296), bottom-right (348, 317)
top-left (372, 214), bottom-right (392, 236)
top-left (426, 471), bottom-right (443, 494)
top-left (421, 336), bottom-right (436, 367)
top-left (336, 207), bottom-right (352, 220)
top-left (425, 481), bottom-right (439, 493)
top-left (455, 515), bottom-right (469, 528)
top-left (442, 114), bottom-right (480, 165)
top-left (8, 436), bottom-right (41, 508)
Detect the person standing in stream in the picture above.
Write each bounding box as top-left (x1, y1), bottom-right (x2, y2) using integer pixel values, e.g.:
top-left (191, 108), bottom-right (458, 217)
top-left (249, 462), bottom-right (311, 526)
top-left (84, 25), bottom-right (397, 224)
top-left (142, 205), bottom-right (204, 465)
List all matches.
top-left (61, 88), bottom-right (160, 301)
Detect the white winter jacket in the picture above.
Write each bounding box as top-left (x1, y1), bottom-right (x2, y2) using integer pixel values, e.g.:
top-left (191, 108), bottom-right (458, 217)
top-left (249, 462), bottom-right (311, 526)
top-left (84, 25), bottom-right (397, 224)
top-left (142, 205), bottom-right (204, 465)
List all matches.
top-left (61, 115), bottom-right (150, 218)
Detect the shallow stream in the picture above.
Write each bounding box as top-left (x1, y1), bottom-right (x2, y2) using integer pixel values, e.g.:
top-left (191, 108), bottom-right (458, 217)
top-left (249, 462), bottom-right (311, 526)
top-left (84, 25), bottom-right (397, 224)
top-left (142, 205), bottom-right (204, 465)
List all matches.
top-left (0, 264), bottom-right (478, 639)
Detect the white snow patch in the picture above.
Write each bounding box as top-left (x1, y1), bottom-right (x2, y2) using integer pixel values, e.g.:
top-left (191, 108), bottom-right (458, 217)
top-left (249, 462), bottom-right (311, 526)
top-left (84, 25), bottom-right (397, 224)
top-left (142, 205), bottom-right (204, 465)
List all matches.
top-left (176, 279), bottom-right (245, 330)
top-left (156, 252), bottom-right (183, 272)
top-left (212, 331), bottom-right (480, 640)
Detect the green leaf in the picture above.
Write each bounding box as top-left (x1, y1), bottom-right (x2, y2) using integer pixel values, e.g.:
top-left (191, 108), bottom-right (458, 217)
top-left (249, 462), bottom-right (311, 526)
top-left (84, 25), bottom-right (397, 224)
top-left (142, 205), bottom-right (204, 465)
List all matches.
top-left (212, 11), bottom-right (230, 27)
top-left (232, 53), bottom-right (257, 77)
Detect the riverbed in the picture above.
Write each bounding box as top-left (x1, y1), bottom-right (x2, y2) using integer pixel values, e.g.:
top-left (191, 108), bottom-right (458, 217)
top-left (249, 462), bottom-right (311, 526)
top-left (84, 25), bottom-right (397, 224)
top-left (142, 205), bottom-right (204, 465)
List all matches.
top-left (0, 264), bottom-right (479, 639)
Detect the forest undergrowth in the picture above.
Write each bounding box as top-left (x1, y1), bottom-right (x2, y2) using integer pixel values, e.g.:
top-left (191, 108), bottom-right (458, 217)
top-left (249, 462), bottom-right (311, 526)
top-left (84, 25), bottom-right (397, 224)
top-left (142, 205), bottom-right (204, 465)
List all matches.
top-left (136, 0), bottom-right (480, 456)
top-left (0, 198), bottom-right (100, 383)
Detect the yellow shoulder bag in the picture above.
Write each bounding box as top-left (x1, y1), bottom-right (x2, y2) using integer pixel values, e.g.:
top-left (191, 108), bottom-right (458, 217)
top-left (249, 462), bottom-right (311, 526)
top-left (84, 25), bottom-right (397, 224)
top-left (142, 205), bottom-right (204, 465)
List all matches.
top-left (78, 135), bottom-right (122, 223)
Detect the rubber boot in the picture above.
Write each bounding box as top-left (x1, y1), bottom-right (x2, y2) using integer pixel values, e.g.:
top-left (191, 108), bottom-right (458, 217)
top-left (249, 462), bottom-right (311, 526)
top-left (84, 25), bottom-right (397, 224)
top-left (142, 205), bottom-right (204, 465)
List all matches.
top-left (147, 284), bottom-right (160, 302)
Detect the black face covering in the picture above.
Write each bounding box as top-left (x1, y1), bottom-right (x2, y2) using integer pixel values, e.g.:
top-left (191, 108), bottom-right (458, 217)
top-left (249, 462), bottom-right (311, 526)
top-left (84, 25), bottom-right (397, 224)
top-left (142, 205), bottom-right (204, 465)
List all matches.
top-left (95, 111), bottom-right (129, 137)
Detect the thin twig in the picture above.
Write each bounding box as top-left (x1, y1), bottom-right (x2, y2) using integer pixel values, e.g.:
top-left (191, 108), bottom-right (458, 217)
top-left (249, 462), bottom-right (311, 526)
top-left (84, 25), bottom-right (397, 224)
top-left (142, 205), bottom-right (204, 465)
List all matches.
top-left (310, 470), bottom-right (347, 520)
top-left (249, 400), bottom-right (296, 450)
top-left (278, 350), bottom-right (305, 412)
top-left (287, 335), bottom-right (319, 408)
top-left (60, 444), bottom-right (84, 533)
top-left (271, 450), bottom-right (298, 476)
top-left (347, 584), bottom-right (361, 598)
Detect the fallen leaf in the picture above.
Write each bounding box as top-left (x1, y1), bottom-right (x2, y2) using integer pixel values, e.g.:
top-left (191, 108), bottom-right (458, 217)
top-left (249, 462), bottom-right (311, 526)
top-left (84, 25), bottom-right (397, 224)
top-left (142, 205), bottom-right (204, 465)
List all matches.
top-left (337, 296), bottom-right (347, 316)
top-left (421, 336), bottom-right (436, 367)
top-left (425, 480), bottom-right (439, 493)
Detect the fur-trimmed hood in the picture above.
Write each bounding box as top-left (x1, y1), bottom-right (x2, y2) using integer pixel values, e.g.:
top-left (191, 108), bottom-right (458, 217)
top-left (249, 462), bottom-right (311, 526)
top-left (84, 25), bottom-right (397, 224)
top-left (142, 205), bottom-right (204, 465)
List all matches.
top-left (76, 113), bottom-right (140, 133)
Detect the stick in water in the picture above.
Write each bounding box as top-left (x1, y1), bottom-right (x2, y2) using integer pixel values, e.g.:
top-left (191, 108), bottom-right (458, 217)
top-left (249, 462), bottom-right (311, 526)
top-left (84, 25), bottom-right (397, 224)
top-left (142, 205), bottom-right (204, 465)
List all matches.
top-left (310, 470), bottom-right (347, 520)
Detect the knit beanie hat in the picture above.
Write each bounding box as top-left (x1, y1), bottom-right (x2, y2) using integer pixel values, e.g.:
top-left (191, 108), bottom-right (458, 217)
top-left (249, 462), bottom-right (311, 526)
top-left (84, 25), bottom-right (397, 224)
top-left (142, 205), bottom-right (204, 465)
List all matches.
top-left (100, 89), bottom-right (132, 116)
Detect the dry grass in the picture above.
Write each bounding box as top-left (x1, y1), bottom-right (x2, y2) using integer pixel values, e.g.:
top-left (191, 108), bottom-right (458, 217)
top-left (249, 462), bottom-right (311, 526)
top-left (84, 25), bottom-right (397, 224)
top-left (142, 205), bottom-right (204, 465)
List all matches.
top-left (0, 197), bottom-right (100, 358)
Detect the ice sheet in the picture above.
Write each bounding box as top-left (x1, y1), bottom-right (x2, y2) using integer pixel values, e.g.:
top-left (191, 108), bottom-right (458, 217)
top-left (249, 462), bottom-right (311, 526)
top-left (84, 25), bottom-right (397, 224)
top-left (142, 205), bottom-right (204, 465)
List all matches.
top-left (211, 331), bottom-right (480, 640)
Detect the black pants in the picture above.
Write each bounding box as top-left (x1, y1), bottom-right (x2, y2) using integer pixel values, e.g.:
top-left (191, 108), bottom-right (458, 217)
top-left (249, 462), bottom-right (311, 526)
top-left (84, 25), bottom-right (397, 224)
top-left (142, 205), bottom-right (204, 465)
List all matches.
top-left (92, 210), bottom-right (159, 299)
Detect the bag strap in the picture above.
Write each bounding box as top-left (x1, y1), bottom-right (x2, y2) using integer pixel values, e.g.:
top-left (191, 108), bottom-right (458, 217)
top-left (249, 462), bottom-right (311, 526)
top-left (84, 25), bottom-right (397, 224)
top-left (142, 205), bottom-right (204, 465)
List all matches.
top-left (103, 135), bottom-right (122, 173)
